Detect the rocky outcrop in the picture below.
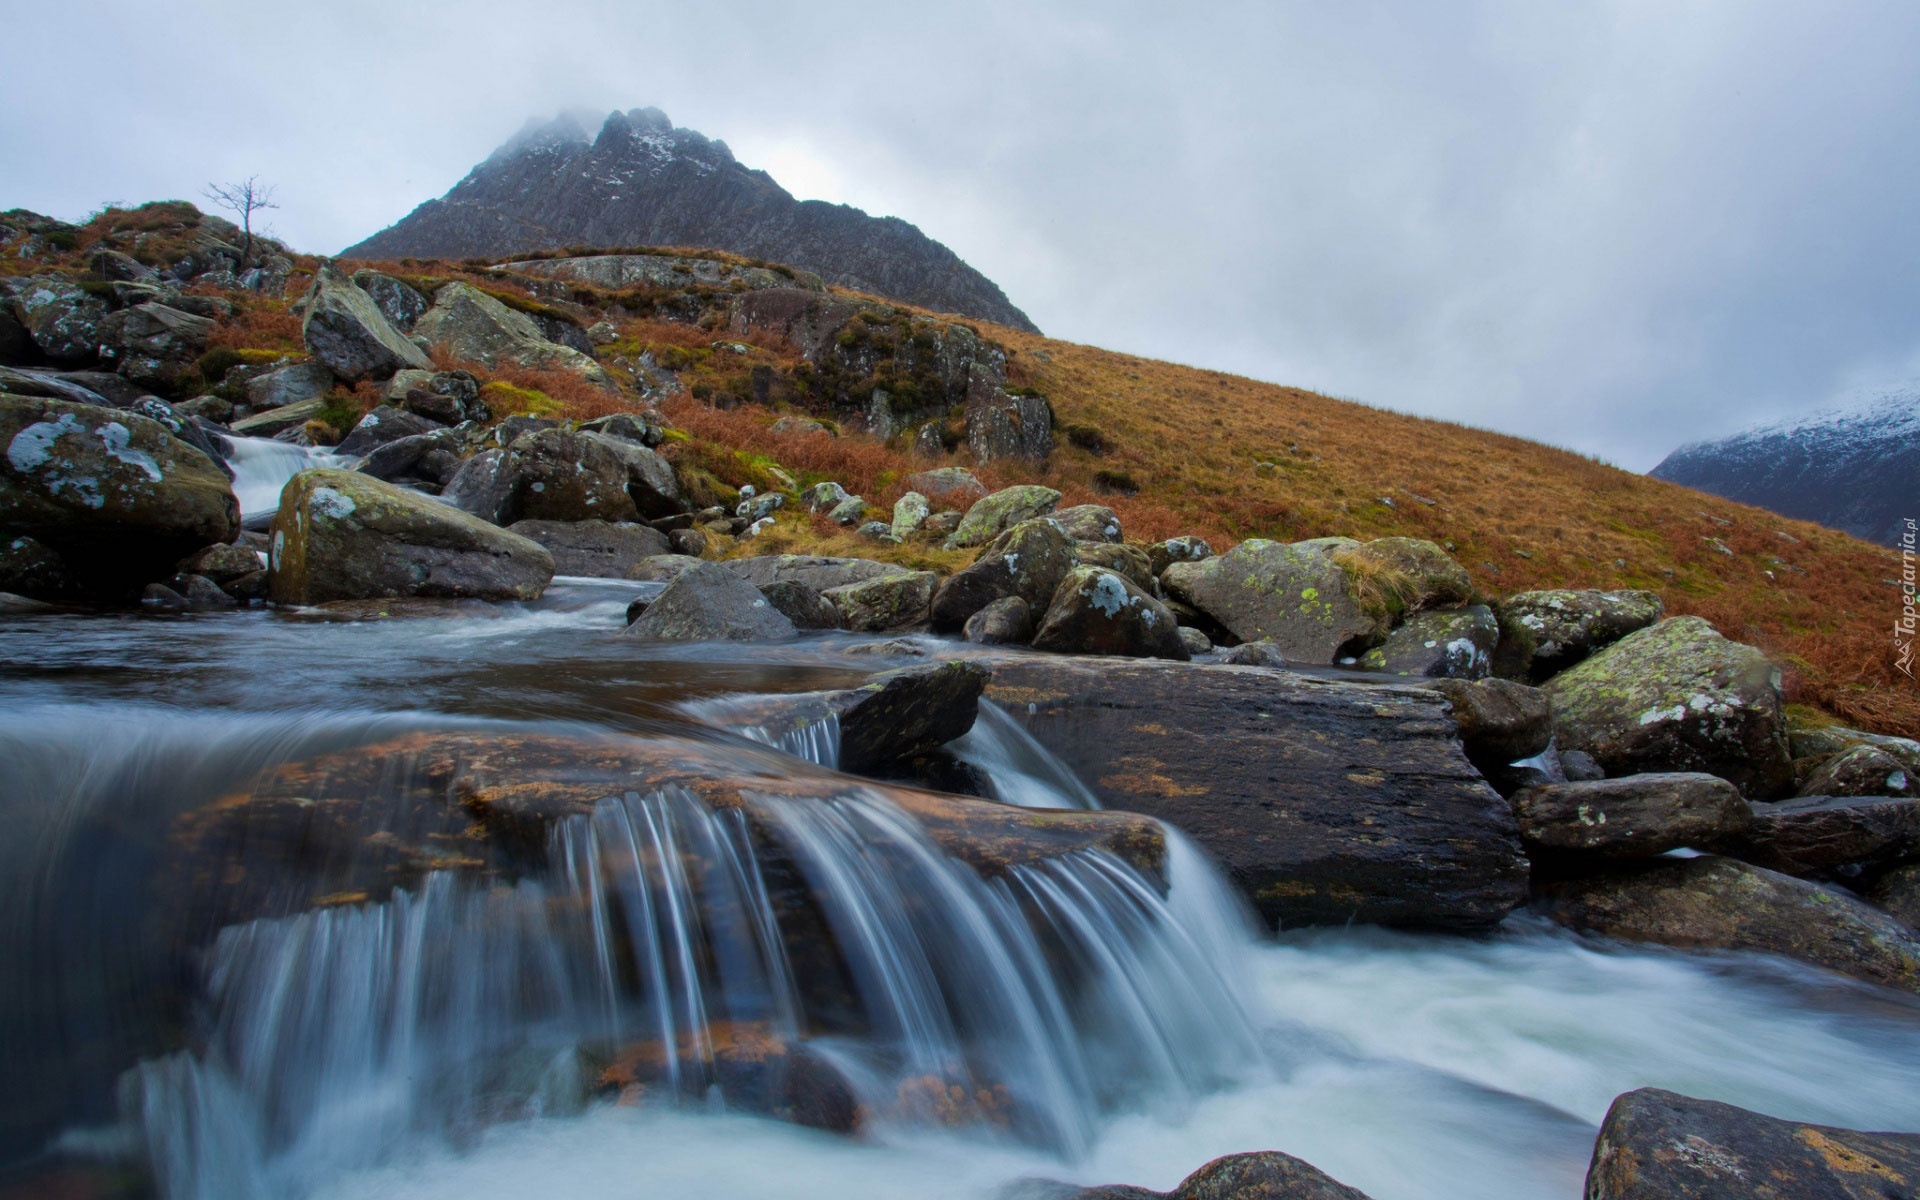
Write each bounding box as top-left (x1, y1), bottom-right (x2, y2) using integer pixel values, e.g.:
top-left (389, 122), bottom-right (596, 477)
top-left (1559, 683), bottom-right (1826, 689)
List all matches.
top-left (1492, 588), bottom-right (1664, 682)
top-left (1357, 606), bottom-right (1497, 678)
top-left (1544, 616), bottom-right (1792, 796)
top-left (1, 396), bottom-right (238, 593)
top-left (1023, 1151), bottom-right (1374, 1200)
top-left (1542, 855), bottom-right (1920, 993)
top-left (965, 368), bottom-right (1053, 464)
top-left (1031, 566), bottom-right (1190, 661)
top-left (625, 560), bottom-right (797, 642)
top-left (1510, 774), bottom-right (1750, 858)
top-left (267, 468), bottom-right (553, 604)
top-left (342, 107), bottom-right (1038, 333)
top-left (499, 253), bottom-right (824, 294)
top-left (299, 264), bottom-right (433, 381)
top-left (981, 656), bottom-right (1528, 929)
top-left (1586, 1087), bottom-right (1920, 1200)
top-left (945, 485), bottom-right (1061, 548)
top-left (506, 519), bottom-right (669, 577)
top-left (412, 282), bottom-right (610, 385)
top-left (1161, 539), bottom-right (1383, 663)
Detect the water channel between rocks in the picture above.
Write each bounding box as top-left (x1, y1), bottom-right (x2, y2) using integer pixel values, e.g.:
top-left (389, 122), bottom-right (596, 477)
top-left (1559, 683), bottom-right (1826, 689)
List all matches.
top-left (3, 578), bottom-right (1917, 1200)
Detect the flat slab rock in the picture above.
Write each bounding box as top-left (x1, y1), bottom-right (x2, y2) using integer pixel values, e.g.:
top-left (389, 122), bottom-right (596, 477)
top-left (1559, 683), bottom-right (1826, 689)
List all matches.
top-left (1587, 1087), bottom-right (1920, 1200)
top-left (981, 655), bottom-right (1528, 930)
top-left (1717, 794), bottom-right (1920, 876)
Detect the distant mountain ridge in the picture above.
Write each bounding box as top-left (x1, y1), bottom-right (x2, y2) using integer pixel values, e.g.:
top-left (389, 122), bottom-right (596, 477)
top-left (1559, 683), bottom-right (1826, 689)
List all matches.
top-left (1649, 385), bottom-right (1920, 547)
top-left (343, 107), bottom-right (1038, 333)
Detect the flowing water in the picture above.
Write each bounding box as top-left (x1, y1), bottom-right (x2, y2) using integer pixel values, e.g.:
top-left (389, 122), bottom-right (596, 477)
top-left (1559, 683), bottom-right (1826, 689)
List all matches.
top-left (3, 579), bottom-right (1918, 1200)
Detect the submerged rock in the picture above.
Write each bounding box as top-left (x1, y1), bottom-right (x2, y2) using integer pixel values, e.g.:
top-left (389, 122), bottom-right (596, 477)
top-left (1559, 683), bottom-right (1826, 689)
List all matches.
top-left (981, 656), bottom-right (1527, 929)
top-left (1542, 855), bottom-right (1920, 994)
top-left (268, 468), bottom-right (552, 604)
top-left (1, 396), bottom-right (239, 594)
top-left (1586, 1087), bottom-right (1920, 1200)
top-left (1544, 616), bottom-right (1791, 797)
top-left (625, 560), bottom-right (797, 642)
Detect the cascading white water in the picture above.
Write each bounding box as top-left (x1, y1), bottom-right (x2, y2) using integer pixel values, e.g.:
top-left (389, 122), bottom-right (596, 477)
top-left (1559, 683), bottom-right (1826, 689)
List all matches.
top-left (952, 700), bottom-right (1102, 810)
top-left (123, 781), bottom-right (1260, 1199)
top-left (225, 437), bottom-right (345, 520)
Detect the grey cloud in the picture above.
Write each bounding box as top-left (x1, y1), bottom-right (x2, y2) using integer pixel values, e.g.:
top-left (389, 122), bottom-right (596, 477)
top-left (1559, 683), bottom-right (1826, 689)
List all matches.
top-left (6, 0), bottom-right (1918, 468)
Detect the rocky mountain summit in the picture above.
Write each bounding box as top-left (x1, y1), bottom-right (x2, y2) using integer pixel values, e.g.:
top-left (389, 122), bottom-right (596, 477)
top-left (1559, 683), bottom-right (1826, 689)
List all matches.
top-left (343, 107), bottom-right (1038, 333)
top-left (1650, 384), bottom-right (1920, 547)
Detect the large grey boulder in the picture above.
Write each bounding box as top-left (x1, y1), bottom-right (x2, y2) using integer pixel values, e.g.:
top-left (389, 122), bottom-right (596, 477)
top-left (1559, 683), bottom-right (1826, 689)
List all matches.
top-left (1585, 1088), bottom-right (1920, 1200)
top-left (442, 429), bottom-right (641, 525)
top-left (1493, 588), bottom-right (1664, 682)
top-left (300, 264), bottom-right (432, 381)
top-left (334, 405), bottom-right (439, 457)
top-left (1510, 774), bottom-right (1750, 858)
top-left (822, 570), bottom-right (937, 632)
top-left (723, 554), bottom-right (911, 593)
top-left (981, 656), bottom-right (1528, 929)
top-left (1423, 676), bottom-right (1552, 775)
top-left (350, 270), bottom-right (429, 331)
top-left (944, 484), bottom-right (1060, 548)
top-left (1031, 566), bottom-right (1190, 661)
top-left (1717, 794), bottom-right (1920, 877)
top-left (1051, 503), bottom-right (1122, 544)
top-left (1162, 538), bottom-right (1383, 663)
top-left (8, 276), bottom-right (108, 364)
top-left (931, 517), bottom-right (1077, 631)
top-left (1799, 745), bottom-right (1917, 798)
top-left (413, 282), bottom-right (610, 385)
top-left (1357, 605), bottom-right (1497, 678)
top-left (267, 468), bottom-right (553, 604)
top-left (1, 396), bottom-right (238, 592)
top-left (624, 560), bottom-right (797, 642)
top-left (1543, 855), bottom-right (1920, 993)
top-left (245, 363), bottom-right (334, 413)
top-left (506, 519), bottom-right (670, 578)
top-left (96, 303), bottom-right (216, 389)
top-left (1335, 536), bottom-right (1473, 615)
top-left (1544, 616), bottom-right (1792, 796)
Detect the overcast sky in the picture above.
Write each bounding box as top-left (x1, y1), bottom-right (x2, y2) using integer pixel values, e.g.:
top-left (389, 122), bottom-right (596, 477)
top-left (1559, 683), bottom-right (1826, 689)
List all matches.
top-left (8, 1), bottom-right (1919, 469)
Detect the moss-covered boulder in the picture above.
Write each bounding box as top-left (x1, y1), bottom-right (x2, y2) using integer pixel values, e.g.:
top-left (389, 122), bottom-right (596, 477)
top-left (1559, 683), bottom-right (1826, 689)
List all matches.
top-left (822, 570), bottom-right (936, 632)
top-left (267, 468), bottom-right (553, 604)
top-left (944, 484), bottom-right (1060, 548)
top-left (931, 517), bottom-right (1077, 631)
top-left (1586, 1088), bottom-right (1920, 1200)
top-left (1032, 566), bottom-right (1190, 661)
top-left (1493, 588), bottom-right (1664, 682)
top-left (1074, 542), bottom-right (1156, 592)
top-left (1, 395), bottom-right (238, 593)
top-left (1051, 503), bottom-right (1122, 544)
top-left (1162, 538), bottom-right (1383, 664)
top-left (1543, 855), bottom-right (1920, 993)
top-left (413, 281), bottom-right (611, 386)
top-left (1358, 605), bottom-right (1497, 678)
top-left (1148, 534), bottom-right (1212, 579)
top-left (1334, 536), bottom-right (1472, 616)
top-left (1544, 616), bottom-right (1791, 796)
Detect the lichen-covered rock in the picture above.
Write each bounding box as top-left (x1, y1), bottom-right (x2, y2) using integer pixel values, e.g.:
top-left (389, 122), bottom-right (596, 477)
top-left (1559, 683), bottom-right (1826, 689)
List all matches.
top-left (505, 519), bottom-right (670, 578)
top-left (822, 570), bottom-right (936, 633)
top-left (1023, 1150), bottom-right (1375, 1200)
top-left (1544, 616), bottom-right (1791, 797)
top-left (245, 362), bottom-right (334, 413)
top-left (1148, 535), bottom-right (1212, 579)
top-left (826, 495), bottom-right (868, 526)
top-left (1543, 855), bottom-right (1920, 993)
top-left (1052, 504), bottom-right (1122, 544)
top-left (1511, 774), bottom-right (1750, 858)
top-left (1423, 677), bottom-right (1552, 770)
top-left (1585, 1088), bottom-right (1920, 1200)
top-left (349, 270), bottom-right (429, 331)
top-left (724, 555), bottom-right (912, 594)
top-left (443, 429), bottom-right (642, 525)
top-left (1357, 605), bottom-right (1497, 678)
top-left (1032, 566), bottom-right (1190, 661)
top-left (413, 282), bottom-right (610, 386)
top-left (96, 303), bottom-right (216, 388)
top-left (1161, 538), bottom-right (1383, 664)
top-left (1335, 536), bottom-right (1472, 615)
top-left (1799, 745), bottom-right (1916, 798)
top-left (964, 595), bottom-right (1033, 645)
top-left (267, 468), bottom-right (552, 604)
top-left (334, 405), bottom-right (439, 458)
top-left (1, 396), bottom-right (238, 592)
top-left (624, 560), bottom-right (797, 641)
top-left (8, 276), bottom-right (108, 364)
top-left (945, 484), bottom-right (1061, 548)
top-left (299, 263), bottom-right (433, 381)
top-left (799, 481), bottom-right (849, 512)
top-left (890, 491), bottom-right (930, 540)
top-left (757, 579), bottom-right (842, 630)
top-left (931, 517), bottom-right (1077, 631)
top-left (1074, 542), bottom-right (1156, 593)
top-left (1717, 794), bottom-right (1920, 877)
top-left (905, 467), bottom-right (987, 505)
top-left (1493, 588), bottom-right (1664, 682)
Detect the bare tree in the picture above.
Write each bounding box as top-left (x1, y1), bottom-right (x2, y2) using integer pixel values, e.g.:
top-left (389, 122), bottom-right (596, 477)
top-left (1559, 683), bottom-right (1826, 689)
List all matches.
top-left (201, 176), bottom-right (279, 267)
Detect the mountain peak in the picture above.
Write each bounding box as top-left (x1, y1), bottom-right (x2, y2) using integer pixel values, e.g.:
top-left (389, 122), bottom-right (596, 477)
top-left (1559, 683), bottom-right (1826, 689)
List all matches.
top-left (345, 108), bottom-right (1032, 331)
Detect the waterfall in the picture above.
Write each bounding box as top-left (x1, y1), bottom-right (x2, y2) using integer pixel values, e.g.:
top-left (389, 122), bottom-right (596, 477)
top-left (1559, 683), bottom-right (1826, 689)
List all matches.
top-left (124, 784), bottom-right (1262, 1199)
top-left (952, 701), bottom-right (1102, 810)
top-left (226, 437), bottom-right (345, 522)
